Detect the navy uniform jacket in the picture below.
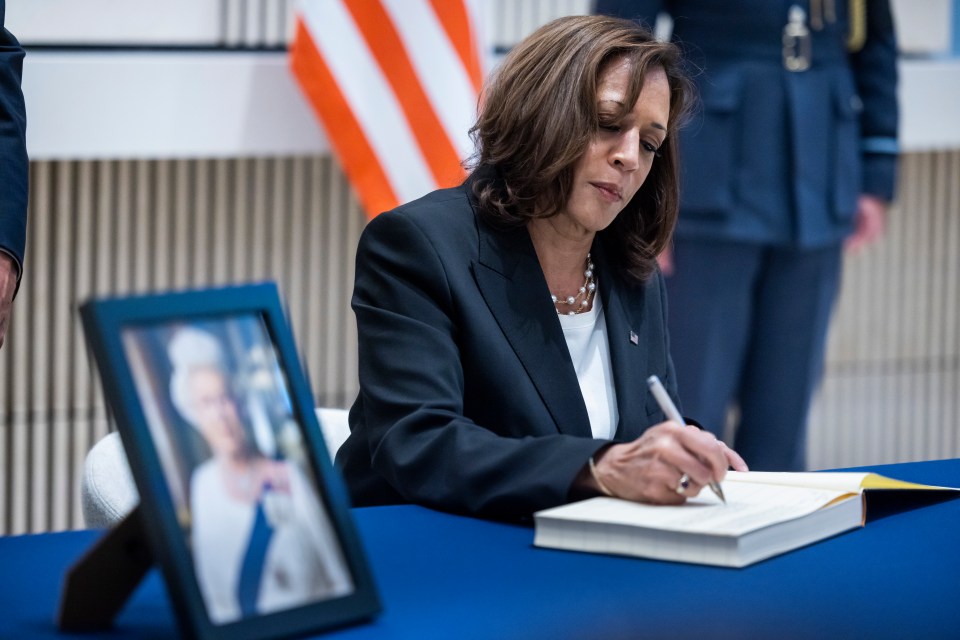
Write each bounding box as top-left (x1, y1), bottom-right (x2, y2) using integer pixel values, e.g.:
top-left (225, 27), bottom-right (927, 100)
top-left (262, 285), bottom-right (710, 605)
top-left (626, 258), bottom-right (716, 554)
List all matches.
top-left (597, 0), bottom-right (899, 248)
top-left (0, 0), bottom-right (27, 282)
top-left (336, 180), bottom-right (679, 521)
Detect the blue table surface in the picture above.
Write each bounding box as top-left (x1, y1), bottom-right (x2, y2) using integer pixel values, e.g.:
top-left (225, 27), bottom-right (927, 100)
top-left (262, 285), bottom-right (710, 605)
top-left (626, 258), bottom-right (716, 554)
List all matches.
top-left (2, 459), bottom-right (959, 639)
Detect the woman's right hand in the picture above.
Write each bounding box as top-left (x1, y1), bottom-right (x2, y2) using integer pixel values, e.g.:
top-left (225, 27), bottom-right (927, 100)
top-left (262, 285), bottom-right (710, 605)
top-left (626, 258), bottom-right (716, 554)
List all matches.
top-left (589, 422), bottom-right (747, 504)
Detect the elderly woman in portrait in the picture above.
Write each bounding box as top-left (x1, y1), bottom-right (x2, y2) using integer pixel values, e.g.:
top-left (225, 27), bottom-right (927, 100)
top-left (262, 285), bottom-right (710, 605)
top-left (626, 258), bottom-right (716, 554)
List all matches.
top-left (336, 15), bottom-right (748, 521)
top-left (168, 328), bottom-right (352, 624)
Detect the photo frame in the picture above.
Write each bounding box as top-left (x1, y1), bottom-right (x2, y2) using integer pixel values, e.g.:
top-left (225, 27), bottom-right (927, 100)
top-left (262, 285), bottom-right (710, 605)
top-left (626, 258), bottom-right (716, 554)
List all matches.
top-left (68, 282), bottom-right (380, 639)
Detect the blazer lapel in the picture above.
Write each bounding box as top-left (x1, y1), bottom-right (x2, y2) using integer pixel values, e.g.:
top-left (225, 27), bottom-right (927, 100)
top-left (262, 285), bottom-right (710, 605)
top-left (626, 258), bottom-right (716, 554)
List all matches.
top-left (472, 220), bottom-right (593, 438)
top-left (594, 247), bottom-right (649, 442)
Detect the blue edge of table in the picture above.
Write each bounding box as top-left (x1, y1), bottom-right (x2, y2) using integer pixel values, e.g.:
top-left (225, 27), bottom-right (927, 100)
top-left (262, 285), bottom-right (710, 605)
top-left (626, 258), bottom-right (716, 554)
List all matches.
top-left (2, 458), bottom-right (959, 640)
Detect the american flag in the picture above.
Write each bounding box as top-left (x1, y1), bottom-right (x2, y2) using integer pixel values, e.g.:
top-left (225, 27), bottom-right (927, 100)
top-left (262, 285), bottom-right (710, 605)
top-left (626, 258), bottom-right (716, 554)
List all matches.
top-left (290, 0), bottom-right (486, 218)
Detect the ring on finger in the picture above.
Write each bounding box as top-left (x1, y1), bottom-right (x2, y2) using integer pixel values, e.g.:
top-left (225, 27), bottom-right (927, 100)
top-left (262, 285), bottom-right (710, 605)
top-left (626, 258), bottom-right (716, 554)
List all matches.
top-left (675, 473), bottom-right (691, 495)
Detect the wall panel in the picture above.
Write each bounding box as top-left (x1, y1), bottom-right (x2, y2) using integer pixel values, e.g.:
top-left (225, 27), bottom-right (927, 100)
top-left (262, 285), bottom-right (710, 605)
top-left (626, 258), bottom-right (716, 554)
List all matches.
top-left (2, 0), bottom-right (958, 534)
top-left (0, 156), bottom-right (366, 534)
top-left (807, 151), bottom-right (960, 469)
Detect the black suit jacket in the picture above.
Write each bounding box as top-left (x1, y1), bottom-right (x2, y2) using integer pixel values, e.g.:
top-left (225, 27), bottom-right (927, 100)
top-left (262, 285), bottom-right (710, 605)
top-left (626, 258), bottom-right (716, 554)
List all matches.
top-left (336, 181), bottom-right (679, 520)
top-left (0, 0), bottom-right (27, 281)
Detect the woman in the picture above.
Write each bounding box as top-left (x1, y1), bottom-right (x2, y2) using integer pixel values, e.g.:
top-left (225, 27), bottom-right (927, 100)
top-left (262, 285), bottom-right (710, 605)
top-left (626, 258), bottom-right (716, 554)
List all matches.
top-left (336, 15), bottom-right (747, 521)
top-left (167, 328), bottom-right (353, 624)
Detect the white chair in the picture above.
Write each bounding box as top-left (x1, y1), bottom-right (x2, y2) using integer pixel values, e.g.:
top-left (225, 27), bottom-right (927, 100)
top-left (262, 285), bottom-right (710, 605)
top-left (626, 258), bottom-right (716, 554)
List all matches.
top-left (80, 407), bottom-right (351, 528)
top-left (315, 407), bottom-right (352, 461)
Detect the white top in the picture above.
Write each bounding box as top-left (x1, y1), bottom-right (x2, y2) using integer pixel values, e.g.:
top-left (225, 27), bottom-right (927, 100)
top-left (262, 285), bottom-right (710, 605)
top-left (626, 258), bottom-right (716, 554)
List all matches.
top-left (190, 459), bottom-right (354, 624)
top-left (557, 293), bottom-right (619, 440)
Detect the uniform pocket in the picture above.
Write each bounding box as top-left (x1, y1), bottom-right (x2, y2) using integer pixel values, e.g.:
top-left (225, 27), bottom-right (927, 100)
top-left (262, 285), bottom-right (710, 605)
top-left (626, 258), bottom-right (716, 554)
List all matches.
top-left (680, 69), bottom-right (743, 216)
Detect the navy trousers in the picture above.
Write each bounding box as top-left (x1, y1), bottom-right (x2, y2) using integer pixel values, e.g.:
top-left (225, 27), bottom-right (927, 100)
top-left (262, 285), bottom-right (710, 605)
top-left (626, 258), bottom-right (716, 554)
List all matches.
top-left (666, 238), bottom-right (842, 471)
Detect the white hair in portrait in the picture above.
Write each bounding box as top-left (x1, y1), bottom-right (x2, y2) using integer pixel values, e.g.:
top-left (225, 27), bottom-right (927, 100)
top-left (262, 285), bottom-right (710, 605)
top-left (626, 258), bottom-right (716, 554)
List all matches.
top-left (167, 327), bottom-right (229, 427)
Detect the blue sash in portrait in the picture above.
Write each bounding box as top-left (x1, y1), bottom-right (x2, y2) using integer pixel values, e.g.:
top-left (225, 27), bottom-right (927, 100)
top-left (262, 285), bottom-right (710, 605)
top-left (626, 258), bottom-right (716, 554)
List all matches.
top-left (236, 496), bottom-right (274, 617)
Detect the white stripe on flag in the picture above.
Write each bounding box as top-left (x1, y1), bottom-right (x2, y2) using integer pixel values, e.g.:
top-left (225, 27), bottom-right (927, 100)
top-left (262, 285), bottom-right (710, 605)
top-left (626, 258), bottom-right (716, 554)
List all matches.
top-left (381, 0), bottom-right (479, 163)
top-left (462, 0), bottom-right (492, 77)
top-left (299, 0), bottom-right (436, 204)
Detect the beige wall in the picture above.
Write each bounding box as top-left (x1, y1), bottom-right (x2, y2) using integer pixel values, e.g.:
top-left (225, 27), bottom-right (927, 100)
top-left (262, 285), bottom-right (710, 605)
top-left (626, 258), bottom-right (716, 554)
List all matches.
top-left (2, 1), bottom-right (958, 534)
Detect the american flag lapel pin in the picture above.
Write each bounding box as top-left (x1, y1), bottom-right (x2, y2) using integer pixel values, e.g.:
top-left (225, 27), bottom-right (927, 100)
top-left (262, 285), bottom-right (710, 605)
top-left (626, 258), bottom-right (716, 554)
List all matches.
top-left (629, 330), bottom-right (639, 345)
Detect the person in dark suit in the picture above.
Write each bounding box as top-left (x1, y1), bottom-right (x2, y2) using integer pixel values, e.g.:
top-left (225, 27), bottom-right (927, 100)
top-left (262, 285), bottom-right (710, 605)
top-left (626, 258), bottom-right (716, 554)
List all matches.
top-left (336, 15), bottom-right (747, 521)
top-left (595, 1), bottom-right (899, 470)
top-left (0, 0), bottom-right (27, 348)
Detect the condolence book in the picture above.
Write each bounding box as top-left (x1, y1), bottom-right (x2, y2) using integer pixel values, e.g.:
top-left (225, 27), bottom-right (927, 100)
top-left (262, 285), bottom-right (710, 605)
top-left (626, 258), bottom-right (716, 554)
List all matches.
top-left (533, 471), bottom-right (960, 568)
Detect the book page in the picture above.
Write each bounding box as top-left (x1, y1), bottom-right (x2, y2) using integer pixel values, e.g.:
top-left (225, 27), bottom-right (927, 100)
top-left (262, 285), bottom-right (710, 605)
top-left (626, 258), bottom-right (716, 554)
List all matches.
top-left (858, 474), bottom-right (959, 491)
top-left (543, 483), bottom-right (854, 537)
top-left (725, 471), bottom-right (960, 493)
top-left (725, 471), bottom-right (868, 493)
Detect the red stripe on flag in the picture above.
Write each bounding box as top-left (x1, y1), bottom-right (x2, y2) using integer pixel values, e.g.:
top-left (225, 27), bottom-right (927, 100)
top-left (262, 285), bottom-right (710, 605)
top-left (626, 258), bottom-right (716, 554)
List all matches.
top-left (428, 0), bottom-right (484, 95)
top-left (345, 0), bottom-right (465, 189)
top-left (290, 18), bottom-right (398, 218)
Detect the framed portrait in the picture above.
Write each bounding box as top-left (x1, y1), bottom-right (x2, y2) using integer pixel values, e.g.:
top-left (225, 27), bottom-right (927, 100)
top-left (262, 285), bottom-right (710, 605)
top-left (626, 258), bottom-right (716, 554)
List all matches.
top-left (78, 282), bottom-right (380, 639)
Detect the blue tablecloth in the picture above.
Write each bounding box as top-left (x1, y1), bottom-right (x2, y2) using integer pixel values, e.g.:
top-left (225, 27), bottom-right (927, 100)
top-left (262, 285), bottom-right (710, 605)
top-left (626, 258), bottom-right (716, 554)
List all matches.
top-left (2, 458), bottom-right (959, 639)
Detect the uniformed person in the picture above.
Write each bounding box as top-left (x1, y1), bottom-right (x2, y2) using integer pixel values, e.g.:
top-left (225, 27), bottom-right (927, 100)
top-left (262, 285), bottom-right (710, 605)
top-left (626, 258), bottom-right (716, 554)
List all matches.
top-left (0, 0), bottom-right (28, 349)
top-left (595, 0), bottom-right (899, 470)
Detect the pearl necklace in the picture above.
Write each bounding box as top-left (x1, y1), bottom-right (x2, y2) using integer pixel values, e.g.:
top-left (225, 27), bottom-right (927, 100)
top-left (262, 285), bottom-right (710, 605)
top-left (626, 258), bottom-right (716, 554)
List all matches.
top-left (551, 253), bottom-right (596, 316)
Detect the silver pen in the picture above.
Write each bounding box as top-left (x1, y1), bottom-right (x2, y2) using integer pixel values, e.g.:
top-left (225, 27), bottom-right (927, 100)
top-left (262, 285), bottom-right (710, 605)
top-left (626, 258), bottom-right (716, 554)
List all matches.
top-left (646, 375), bottom-right (727, 504)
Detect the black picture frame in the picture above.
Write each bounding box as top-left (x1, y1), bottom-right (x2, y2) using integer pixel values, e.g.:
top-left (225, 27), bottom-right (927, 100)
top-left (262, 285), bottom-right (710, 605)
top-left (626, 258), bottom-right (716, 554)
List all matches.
top-left (76, 282), bottom-right (380, 639)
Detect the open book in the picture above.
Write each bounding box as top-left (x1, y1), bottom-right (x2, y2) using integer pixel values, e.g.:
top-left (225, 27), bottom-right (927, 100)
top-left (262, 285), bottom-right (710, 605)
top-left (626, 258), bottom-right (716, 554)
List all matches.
top-left (533, 471), bottom-right (959, 568)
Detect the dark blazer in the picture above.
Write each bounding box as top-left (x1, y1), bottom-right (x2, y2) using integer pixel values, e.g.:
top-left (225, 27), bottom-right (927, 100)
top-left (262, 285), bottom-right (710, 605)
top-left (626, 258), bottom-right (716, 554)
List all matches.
top-left (596, 0), bottom-right (899, 248)
top-left (0, 0), bottom-right (27, 281)
top-left (336, 181), bottom-right (679, 521)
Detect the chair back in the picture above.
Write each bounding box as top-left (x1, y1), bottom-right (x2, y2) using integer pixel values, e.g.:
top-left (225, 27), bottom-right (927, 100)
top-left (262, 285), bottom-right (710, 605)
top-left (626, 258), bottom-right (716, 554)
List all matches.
top-left (80, 407), bottom-right (351, 528)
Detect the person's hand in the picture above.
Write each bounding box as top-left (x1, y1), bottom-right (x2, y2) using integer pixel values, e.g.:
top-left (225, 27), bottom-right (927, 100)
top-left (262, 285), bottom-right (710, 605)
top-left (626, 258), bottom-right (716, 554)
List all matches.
top-left (0, 253), bottom-right (17, 349)
top-left (589, 422), bottom-right (747, 504)
top-left (845, 194), bottom-right (888, 253)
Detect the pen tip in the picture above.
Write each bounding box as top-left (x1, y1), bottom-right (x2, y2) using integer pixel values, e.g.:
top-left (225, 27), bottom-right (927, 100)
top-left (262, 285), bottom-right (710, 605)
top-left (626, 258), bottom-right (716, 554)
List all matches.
top-left (712, 483), bottom-right (727, 504)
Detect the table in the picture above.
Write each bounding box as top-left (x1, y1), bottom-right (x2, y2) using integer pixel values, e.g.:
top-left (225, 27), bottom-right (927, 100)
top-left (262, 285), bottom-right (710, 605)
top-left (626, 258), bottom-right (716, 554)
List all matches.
top-left (2, 459), bottom-right (959, 639)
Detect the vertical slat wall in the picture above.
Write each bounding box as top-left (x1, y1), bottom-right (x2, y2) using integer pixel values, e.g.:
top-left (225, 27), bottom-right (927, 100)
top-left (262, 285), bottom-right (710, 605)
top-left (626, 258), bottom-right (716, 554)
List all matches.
top-left (220, 0), bottom-right (295, 48)
top-left (808, 151), bottom-right (960, 469)
top-left (0, 157), bottom-right (365, 534)
top-left (488, 0), bottom-right (592, 49)
top-left (2, 1), bottom-right (958, 534)
top-left (4, 153), bottom-right (957, 535)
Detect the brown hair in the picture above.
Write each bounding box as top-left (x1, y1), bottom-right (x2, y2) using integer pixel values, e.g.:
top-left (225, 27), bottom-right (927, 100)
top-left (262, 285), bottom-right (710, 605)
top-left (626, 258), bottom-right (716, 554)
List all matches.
top-left (469, 15), bottom-right (693, 283)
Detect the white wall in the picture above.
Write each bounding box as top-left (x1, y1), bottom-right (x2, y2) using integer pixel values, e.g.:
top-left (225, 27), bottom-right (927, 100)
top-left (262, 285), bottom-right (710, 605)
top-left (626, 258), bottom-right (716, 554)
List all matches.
top-left (6, 0), bottom-right (294, 48)
top-left (891, 0), bottom-right (954, 55)
top-left (13, 0), bottom-right (960, 160)
top-left (19, 52), bottom-right (960, 162)
top-left (7, 0), bottom-right (225, 45)
top-left (21, 51), bottom-right (329, 160)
